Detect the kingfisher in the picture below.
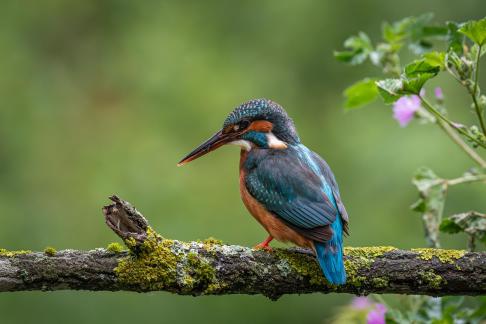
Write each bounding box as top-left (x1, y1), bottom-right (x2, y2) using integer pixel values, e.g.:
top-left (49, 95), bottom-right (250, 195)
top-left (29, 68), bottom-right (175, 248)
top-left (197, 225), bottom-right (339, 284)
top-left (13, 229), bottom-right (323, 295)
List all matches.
top-left (178, 99), bottom-right (349, 285)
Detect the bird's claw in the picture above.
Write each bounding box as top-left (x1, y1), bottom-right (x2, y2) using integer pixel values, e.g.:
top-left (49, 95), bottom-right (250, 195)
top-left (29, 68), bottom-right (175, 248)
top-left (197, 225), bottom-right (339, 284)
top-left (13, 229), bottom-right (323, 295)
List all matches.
top-left (253, 243), bottom-right (273, 251)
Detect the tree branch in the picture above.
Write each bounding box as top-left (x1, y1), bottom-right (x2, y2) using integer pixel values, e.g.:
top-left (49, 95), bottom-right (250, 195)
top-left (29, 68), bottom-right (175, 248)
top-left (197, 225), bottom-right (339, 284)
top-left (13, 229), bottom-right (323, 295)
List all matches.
top-left (0, 196), bottom-right (485, 299)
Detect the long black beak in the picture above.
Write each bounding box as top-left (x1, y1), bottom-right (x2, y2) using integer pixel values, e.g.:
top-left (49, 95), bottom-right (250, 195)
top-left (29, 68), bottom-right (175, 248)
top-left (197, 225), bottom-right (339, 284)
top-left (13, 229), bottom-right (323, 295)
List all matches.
top-left (177, 130), bottom-right (233, 166)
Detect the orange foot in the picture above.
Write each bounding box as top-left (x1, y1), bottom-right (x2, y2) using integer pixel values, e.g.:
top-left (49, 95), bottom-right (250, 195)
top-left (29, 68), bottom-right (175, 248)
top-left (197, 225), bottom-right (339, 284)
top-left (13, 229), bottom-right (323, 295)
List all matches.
top-left (253, 236), bottom-right (274, 251)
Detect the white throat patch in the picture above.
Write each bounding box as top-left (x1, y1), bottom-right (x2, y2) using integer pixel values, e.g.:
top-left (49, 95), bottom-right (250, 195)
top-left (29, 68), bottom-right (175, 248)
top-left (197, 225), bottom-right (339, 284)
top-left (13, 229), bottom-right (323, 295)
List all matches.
top-left (266, 132), bottom-right (288, 149)
top-left (229, 132), bottom-right (287, 151)
top-left (229, 140), bottom-right (252, 151)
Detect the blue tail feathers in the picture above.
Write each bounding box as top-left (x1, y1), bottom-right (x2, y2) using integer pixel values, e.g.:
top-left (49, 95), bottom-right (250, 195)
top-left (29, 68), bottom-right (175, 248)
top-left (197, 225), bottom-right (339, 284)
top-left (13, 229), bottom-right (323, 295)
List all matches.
top-left (314, 217), bottom-right (346, 285)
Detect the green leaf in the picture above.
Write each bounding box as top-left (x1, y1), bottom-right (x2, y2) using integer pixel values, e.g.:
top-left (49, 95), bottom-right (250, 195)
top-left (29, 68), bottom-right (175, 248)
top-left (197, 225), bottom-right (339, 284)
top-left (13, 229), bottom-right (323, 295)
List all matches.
top-left (334, 50), bottom-right (364, 64)
top-left (439, 219), bottom-right (462, 234)
top-left (382, 14), bottom-right (434, 44)
top-left (405, 59), bottom-right (442, 77)
top-left (471, 44), bottom-right (486, 58)
top-left (412, 166), bottom-right (441, 192)
top-left (440, 211), bottom-right (486, 249)
top-left (334, 51), bottom-right (352, 61)
top-left (382, 21), bottom-right (407, 44)
top-left (411, 198), bottom-right (426, 213)
top-left (402, 59), bottom-right (441, 94)
top-left (446, 21), bottom-right (464, 54)
top-left (334, 32), bottom-right (373, 65)
top-left (383, 13), bottom-right (446, 55)
top-left (344, 32), bottom-right (373, 50)
top-left (376, 58), bottom-right (441, 101)
top-left (411, 167), bottom-right (447, 247)
top-left (410, 15), bottom-right (448, 54)
top-left (382, 20), bottom-right (408, 44)
top-left (408, 40), bottom-right (433, 55)
top-left (423, 51), bottom-right (446, 70)
top-left (419, 26), bottom-right (448, 39)
top-left (343, 78), bottom-right (378, 109)
top-left (459, 17), bottom-right (486, 45)
top-left (409, 13), bottom-right (435, 39)
top-left (375, 78), bottom-right (403, 103)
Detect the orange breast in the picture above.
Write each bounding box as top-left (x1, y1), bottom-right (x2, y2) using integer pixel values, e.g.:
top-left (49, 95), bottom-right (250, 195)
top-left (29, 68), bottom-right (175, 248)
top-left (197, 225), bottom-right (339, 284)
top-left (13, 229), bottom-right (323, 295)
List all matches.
top-left (239, 150), bottom-right (313, 249)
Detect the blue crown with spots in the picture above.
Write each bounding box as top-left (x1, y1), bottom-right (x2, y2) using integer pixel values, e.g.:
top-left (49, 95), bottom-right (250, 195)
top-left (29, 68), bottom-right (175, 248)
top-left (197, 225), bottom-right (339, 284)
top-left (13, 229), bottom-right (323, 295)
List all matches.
top-left (223, 99), bottom-right (300, 144)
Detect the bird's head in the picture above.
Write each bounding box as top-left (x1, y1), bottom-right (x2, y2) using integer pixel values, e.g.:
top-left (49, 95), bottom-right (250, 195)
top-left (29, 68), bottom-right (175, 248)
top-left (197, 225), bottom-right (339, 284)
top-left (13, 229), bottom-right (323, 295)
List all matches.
top-left (178, 98), bottom-right (300, 166)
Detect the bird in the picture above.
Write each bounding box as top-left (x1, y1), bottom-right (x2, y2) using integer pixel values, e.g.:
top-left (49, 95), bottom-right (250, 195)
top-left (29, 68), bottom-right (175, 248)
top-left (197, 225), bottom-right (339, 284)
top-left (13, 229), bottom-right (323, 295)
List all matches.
top-left (178, 98), bottom-right (349, 285)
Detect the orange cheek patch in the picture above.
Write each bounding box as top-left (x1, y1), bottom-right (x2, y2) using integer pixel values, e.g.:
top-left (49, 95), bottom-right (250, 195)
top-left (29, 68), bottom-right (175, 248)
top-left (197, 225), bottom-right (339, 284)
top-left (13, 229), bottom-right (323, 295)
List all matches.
top-left (248, 120), bottom-right (273, 132)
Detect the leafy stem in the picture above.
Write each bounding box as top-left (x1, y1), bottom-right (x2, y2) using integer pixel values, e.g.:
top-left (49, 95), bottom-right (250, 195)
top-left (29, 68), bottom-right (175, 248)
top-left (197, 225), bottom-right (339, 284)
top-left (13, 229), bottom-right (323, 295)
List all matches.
top-left (471, 94), bottom-right (486, 136)
top-left (446, 173), bottom-right (486, 186)
top-left (444, 56), bottom-right (464, 84)
top-left (437, 121), bottom-right (486, 168)
top-left (472, 44), bottom-right (486, 136)
top-left (440, 210), bottom-right (486, 252)
top-left (473, 45), bottom-right (482, 97)
top-left (419, 96), bottom-right (486, 150)
top-left (419, 173), bottom-right (486, 188)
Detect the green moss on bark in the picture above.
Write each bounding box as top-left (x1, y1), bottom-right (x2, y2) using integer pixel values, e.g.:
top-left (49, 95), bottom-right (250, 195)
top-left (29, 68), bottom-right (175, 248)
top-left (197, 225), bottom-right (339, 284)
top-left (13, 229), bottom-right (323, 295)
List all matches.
top-left (114, 228), bottom-right (179, 290)
top-left (275, 246), bottom-right (397, 288)
top-left (198, 237), bottom-right (223, 256)
top-left (344, 246), bottom-right (397, 258)
top-left (185, 251), bottom-right (216, 287)
top-left (0, 249), bottom-right (31, 257)
top-left (106, 242), bottom-right (124, 253)
top-left (114, 228), bottom-right (218, 292)
top-left (343, 246), bottom-right (396, 287)
top-left (43, 247), bottom-right (57, 256)
top-left (274, 248), bottom-right (328, 286)
top-left (372, 277), bottom-right (389, 288)
top-left (412, 248), bottom-right (465, 264)
top-left (200, 237), bottom-right (223, 246)
top-left (419, 270), bottom-right (445, 289)
top-left (204, 282), bottom-right (228, 294)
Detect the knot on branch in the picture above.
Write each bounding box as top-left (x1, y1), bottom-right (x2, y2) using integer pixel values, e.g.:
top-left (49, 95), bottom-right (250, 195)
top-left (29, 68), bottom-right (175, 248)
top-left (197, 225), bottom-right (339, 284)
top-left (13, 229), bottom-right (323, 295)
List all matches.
top-left (102, 195), bottom-right (149, 246)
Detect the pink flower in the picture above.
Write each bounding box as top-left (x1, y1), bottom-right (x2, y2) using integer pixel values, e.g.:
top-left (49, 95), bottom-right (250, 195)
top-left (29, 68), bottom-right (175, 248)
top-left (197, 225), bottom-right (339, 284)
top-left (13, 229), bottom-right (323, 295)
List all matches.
top-left (392, 95), bottom-right (421, 127)
top-left (366, 303), bottom-right (387, 324)
top-left (434, 87), bottom-right (444, 100)
top-left (351, 296), bottom-right (371, 310)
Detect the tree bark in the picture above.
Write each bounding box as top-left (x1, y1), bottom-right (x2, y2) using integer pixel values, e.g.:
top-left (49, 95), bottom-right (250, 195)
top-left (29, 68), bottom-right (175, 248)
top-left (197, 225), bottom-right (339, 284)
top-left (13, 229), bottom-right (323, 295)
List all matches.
top-left (0, 196), bottom-right (484, 300)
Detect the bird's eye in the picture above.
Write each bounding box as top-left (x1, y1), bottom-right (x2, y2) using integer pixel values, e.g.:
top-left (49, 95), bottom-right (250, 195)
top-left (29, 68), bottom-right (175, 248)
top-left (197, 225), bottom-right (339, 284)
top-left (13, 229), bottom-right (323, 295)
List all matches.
top-left (237, 120), bottom-right (250, 130)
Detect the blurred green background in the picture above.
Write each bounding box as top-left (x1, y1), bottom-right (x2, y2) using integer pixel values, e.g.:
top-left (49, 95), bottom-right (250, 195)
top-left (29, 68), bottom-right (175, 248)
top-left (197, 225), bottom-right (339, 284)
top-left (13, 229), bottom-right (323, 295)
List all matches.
top-left (0, 1), bottom-right (485, 323)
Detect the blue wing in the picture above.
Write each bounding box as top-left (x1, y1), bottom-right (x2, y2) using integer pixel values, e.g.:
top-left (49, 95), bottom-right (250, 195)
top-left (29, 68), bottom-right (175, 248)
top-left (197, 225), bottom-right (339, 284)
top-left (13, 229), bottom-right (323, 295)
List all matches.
top-left (244, 145), bottom-right (348, 242)
top-left (306, 148), bottom-right (349, 234)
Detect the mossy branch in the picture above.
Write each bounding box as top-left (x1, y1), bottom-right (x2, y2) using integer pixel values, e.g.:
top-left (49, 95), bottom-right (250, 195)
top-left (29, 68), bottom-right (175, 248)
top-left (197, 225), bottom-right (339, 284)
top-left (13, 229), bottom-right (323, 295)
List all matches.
top-left (0, 196), bottom-right (485, 299)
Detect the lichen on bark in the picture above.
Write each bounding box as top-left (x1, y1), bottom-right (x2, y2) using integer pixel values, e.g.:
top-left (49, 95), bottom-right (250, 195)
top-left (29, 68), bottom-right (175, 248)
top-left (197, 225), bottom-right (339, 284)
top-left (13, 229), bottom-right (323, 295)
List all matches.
top-left (114, 228), bottom-right (179, 291)
top-left (0, 249), bottom-right (31, 257)
top-left (113, 227), bottom-right (222, 294)
top-left (411, 248), bottom-right (466, 263)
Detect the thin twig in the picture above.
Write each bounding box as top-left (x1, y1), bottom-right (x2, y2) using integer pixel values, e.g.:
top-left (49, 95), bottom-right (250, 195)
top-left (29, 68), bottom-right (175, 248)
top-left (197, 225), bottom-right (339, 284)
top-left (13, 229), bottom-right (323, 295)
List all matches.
top-left (446, 173), bottom-right (486, 186)
top-left (419, 96), bottom-right (486, 151)
top-left (472, 45), bottom-right (486, 136)
top-left (437, 120), bottom-right (486, 168)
